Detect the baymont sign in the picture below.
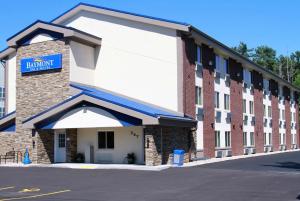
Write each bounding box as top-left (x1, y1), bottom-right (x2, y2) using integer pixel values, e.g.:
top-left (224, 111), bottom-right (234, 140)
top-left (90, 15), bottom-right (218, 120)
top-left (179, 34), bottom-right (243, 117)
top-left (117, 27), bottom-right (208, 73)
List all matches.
top-left (21, 54), bottom-right (62, 73)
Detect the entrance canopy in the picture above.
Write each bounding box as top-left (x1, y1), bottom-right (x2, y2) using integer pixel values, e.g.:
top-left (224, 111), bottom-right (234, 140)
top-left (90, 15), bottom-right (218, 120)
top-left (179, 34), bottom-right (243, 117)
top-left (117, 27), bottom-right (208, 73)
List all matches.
top-left (22, 83), bottom-right (196, 129)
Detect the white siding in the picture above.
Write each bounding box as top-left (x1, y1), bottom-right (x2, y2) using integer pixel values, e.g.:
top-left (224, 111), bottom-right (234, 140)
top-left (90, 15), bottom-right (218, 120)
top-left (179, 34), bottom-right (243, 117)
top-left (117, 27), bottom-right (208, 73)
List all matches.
top-left (7, 54), bottom-right (16, 113)
top-left (69, 41), bottom-right (96, 86)
top-left (62, 11), bottom-right (179, 111)
top-left (77, 126), bottom-right (144, 164)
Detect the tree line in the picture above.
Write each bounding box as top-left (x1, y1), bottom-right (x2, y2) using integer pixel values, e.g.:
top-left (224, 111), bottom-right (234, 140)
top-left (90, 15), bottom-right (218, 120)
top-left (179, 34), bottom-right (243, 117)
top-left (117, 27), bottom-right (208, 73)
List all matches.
top-left (232, 42), bottom-right (300, 87)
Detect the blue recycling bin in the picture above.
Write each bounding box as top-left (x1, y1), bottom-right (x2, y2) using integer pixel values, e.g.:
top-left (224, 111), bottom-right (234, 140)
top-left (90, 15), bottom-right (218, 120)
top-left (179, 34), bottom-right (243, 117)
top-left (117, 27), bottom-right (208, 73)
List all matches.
top-left (173, 149), bottom-right (185, 166)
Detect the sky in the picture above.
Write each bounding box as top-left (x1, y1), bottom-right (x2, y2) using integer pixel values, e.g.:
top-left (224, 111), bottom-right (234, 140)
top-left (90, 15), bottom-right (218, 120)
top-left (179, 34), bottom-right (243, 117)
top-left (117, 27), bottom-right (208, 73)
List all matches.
top-left (0, 0), bottom-right (299, 55)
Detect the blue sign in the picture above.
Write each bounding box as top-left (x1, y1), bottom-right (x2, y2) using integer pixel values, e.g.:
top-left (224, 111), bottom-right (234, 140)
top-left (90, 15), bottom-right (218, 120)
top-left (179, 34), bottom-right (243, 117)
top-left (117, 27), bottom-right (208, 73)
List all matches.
top-left (21, 54), bottom-right (62, 73)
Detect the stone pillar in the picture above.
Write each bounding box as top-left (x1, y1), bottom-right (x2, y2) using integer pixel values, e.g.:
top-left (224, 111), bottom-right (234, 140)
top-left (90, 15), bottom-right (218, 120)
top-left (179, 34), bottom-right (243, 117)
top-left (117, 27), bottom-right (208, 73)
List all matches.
top-left (66, 129), bottom-right (77, 162)
top-left (15, 39), bottom-right (71, 163)
top-left (202, 44), bottom-right (215, 158)
top-left (229, 58), bottom-right (243, 156)
top-left (253, 71), bottom-right (264, 153)
top-left (35, 130), bottom-right (54, 164)
top-left (144, 126), bottom-right (195, 166)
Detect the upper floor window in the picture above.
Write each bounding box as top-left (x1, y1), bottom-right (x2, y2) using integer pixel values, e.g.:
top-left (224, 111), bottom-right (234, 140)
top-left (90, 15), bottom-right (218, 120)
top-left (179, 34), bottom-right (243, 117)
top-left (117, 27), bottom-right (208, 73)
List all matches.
top-left (268, 106), bottom-right (272, 118)
top-left (196, 45), bottom-right (202, 63)
top-left (263, 105), bottom-right (266, 117)
top-left (215, 55), bottom-right (228, 75)
top-left (195, 86), bottom-right (202, 106)
top-left (243, 99), bottom-right (247, 113)
top-left (282, 110), bottom-right (285, 120)
top-left (224, 94), bottom-right (230, 110)
top-left (215, 92), bottom-right (220, 109)
top-left (243, 69), bottom-right (252, 84)
top-left (249, 101), bottom-right (254, 115)
top-left (263, 79), bottom-right (269, 91)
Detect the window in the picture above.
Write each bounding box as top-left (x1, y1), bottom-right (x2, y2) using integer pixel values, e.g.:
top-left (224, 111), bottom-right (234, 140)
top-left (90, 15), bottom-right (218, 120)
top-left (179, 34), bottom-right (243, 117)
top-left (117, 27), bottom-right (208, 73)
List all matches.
top-left (224, 94), bottom-right (230, 110)
top-left (268, 106), bottom-right (272, 118)
top-left (225, 59), bottom-right (229, 75)
top-left (98, 131), bottom-right (114, 149)
top-left (250, 132), bottom-right (255, 146)
top-left (196, 45), bottom-right (202, 63)
top-left (293, 112), bottom-right (296, 122)
top-left (243, 99), bottom-right (247, 113)
top-left (249, 101), bottom-right (254, 115)
top-left (215, 55), bottom-right (228, 74)
top-left (282, 110), bottom-right (285, 120)
top-left (195, 86), bottom-right (202, 106)
top-left (263, 105), bottom-right (266, 117)
top-left (215, 92), bottom-right (220, 109)
top-left (215, 131), bottom-right (220, 147)
top-left (280, 133), bottom-right (286, 145)
top-left (264, 133), bottom-right (267, 145)
top-left (0, 107), bottom-right (5, 117)
top-left (58, 134), bottom-right (65, 148)
top-left (0, 87), bottom-right (5, 99)
top-left (243, 132), bottom-right (247, 146)
top-left (263, 79), bottom-right (269, 91)
top-left (269, 133), bottom-right (272, 145)
top-left (225, 131), bottom-right (231, 147)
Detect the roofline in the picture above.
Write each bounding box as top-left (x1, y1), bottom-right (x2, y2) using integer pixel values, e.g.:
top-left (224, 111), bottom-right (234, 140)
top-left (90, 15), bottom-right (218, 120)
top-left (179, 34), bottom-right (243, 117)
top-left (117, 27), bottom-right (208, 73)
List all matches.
top-left (0, 47), bottom-right (15, 60)
top-left (52, 3), bottom-right (190, 31)
top-left (189, 26), bottom-right (300, 92)
top-left (0, 111), bottom-right (15, 126)
top-left (7, 20), bottom-right (102, 47)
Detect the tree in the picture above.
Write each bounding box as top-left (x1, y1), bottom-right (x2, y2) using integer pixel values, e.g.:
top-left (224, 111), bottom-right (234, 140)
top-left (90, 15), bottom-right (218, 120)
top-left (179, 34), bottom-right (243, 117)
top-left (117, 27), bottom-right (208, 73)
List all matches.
top-left (252, 46), bottom-right (278, 72)
top-left (232, 42), bottom-right (253, 58)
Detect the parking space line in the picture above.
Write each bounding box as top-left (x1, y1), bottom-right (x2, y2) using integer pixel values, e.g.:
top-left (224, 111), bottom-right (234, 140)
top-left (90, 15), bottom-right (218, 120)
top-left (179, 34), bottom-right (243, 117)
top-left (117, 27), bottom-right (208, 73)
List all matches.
top-left (0, 189), bottom-right (71, 201)
top-left (0, 187), bottom-right (14, 191)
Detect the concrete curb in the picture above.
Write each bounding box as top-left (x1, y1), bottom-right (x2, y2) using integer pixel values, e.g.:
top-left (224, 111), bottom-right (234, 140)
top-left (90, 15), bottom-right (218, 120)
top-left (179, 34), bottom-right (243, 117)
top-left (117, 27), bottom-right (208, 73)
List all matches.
top-left (0, 150), bottom-right (299, 171)
top-left (183, 149), bottom-right (300, 167)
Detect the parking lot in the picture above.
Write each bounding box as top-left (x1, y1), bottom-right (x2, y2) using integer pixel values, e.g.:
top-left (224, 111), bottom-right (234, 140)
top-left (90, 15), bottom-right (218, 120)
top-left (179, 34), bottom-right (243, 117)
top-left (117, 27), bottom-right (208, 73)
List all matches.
top-left (0, 151), bottom-right (300, 201)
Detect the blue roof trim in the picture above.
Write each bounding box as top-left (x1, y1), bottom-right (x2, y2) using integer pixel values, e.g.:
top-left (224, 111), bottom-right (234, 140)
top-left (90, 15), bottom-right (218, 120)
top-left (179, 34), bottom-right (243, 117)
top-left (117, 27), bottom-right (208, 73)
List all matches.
top-left (36, 102), bottom-right (142, 129)
top-left (23, 92), bottom-right (84, 123)
top-left (70, 83), bottom-right (184, 118)
top-left (51, 2), bottom-right (190, 26)
top-left (0, 122), bottom-right (15, 132)
top-left (6, 20), bottom-right (101, 44)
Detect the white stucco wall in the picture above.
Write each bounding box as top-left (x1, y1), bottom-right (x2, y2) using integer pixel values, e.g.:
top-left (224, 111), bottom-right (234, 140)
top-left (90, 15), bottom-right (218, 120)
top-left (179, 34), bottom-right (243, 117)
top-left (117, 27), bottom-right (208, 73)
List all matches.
top-left (29, 34), bottom-right (54, 44)
top-left (6, 54), bottom-right (16, 113)
top-left (51, 106), bottom-right (124, 129)
top-left (77, 126), bottom-right (144, 164)
top-left (69, 41), bottom-right (96, 86)
top-left (62, 11), bottom-right (179, 111)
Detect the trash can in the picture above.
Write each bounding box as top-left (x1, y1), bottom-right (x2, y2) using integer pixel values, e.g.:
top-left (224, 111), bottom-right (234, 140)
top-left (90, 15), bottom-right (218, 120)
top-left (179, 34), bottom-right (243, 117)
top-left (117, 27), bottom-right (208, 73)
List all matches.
top-left (173, 149), bottom-right (185, 166)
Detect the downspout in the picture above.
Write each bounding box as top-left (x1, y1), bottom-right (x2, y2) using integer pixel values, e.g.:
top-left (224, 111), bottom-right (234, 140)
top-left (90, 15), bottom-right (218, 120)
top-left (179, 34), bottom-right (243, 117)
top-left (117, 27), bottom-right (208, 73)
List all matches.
top-left (160, 127), bottom-right (163, 165)
top-left (0, 59), bottom-right (6, 115)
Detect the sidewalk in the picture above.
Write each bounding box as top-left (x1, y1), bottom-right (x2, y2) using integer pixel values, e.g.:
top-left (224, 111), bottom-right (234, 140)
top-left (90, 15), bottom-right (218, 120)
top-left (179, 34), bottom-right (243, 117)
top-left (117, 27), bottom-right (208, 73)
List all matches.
top-left (0, 149), bottom-right (299, 171)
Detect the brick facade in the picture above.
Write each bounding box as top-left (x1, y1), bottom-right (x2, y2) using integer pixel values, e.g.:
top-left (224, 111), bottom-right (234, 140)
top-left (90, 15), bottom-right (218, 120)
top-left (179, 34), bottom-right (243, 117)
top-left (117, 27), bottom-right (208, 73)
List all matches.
top-left (229, 58), bottom-right (243, 155)
top-left (182, 35), bottom-right (196, 118)
top-left (284, 86), bottom-right (291, 149)
top-left (270, 79), bottom-right (280, 151)
top-left (15, 39), bottom-right (71, 163)
top-left (253, 71), bottom-right (264, 153)
top-left (202, 44), bottom-right (215, 158)
top-left (144, 126), bottom-right (196, 166)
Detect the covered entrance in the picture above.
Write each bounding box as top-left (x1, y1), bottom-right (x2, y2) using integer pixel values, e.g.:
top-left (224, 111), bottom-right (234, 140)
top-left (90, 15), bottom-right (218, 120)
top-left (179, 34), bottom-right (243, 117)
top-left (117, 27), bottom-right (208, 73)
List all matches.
top-left (23, 83), bottom-right (196, 165)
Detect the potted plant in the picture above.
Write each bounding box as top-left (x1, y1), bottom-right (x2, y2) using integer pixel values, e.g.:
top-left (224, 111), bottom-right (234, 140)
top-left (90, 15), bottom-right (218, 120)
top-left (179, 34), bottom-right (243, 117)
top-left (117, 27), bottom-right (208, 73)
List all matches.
top-left (126, 153), bottom-right (136, 164)
top-left (74, 153), bottom-right (85, 163)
